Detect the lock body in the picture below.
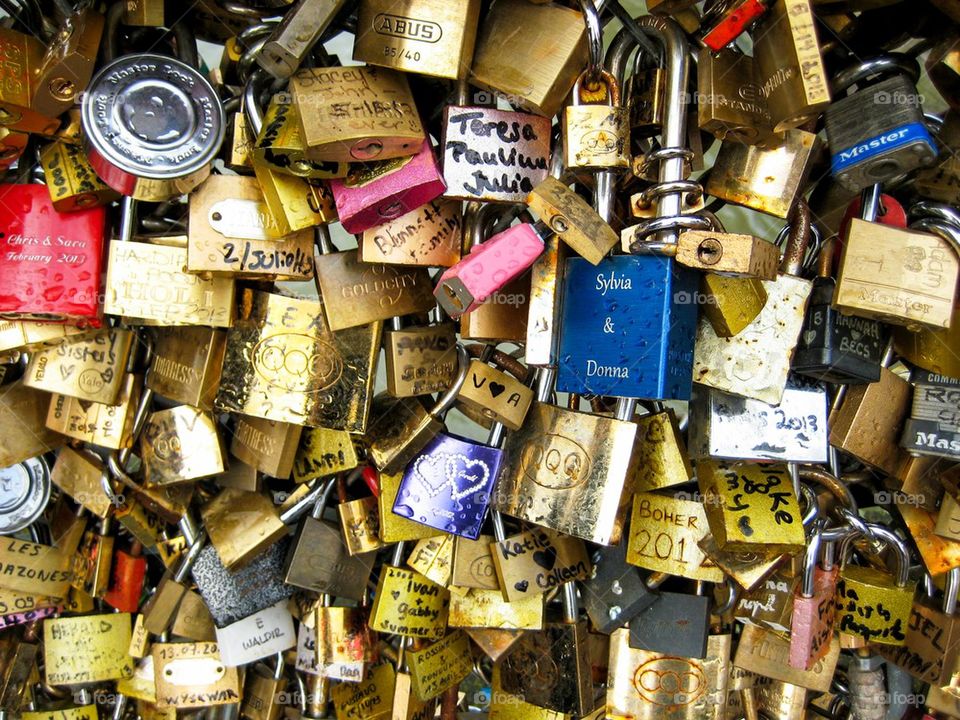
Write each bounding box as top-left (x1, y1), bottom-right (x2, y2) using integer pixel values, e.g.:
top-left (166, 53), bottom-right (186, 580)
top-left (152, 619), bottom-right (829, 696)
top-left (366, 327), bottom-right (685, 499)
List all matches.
top-left (697, 48), bottom-right (773, 143)
top-left (701, 273), bottom-right (768, 337)
top-left (527, 176), bottom-right (618, 265)
top-left (360, 198), bottom-right (462, 267)
top-left (253, 99), bottom-right (348, 180)
top-left (789, 566), bottom-right (839, 671)
top-left (557, 255), bottom-right (699, 401)
top-left (901, 374), bottom-right (960, 459)
top-left (141, 407), bottom-right (226, 486)
top-left (836, 566), bottom-right (914, 646)
top-left (354, 0), bottom-right (481, 79)
top-left (147, 327), bottom-right (226, 410)
top-left (40, 140), bottom-right (119, 212)
top-left (0, 185), bottom-right (105, 324)
top-left (24, 327), bottom-right (133, 404)
top-left (826, 75), bottom-right (937, 192)
top-left (385, 324), bottom-right (458, 397)
top-left (0, 29), bottom-right (60, 136)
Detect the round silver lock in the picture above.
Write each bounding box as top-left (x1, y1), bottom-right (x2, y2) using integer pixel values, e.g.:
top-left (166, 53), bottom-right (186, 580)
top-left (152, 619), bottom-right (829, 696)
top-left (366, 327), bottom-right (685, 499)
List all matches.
top-left (0, 457), bottom-right (51, 535)
top-left (82, 54), bottom-right (225, 201)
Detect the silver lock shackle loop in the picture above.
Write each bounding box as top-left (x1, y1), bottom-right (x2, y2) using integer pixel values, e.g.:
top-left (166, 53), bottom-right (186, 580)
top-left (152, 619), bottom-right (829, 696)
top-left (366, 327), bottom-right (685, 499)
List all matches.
top-left (577, 0), bottom-right (604, 86)
top-left (831, 53), bottom-right (920, 96)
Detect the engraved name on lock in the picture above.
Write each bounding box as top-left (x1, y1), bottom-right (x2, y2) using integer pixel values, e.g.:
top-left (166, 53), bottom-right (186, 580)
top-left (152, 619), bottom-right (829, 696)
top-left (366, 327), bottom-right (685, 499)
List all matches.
top-left (519, 433), bottom-right (592, 489)
top-left (251, 334), bottom-right (343, 394)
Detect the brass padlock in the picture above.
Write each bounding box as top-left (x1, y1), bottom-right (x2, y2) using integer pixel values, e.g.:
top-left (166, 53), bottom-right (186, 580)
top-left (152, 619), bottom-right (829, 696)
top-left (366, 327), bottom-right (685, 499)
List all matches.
top-left (700, 273), bottom-right (769, 338)
top-left (230, 414), bottom-right (302, 479)
top-left (292, 425), bottom-right (359, 483)
top-left (146, 326), bottom-right (226, 411)
top-left (384, 321), bottom-right (458, 398)
top-left (526, 176), bottom-right (618, 265)
top-left (290, 65), bottom-right (425, 162)
top-left (140, 406), bottom-right (226, 486)
top-left (456, 355), bottom-right (533, 431)
top-left (360, 198), bottom-right (463, 267)
top-left (47, 372), bottom-right (141, 450)
top-left (564, 70), bottom-right (630, 171)
top-left (124, 0), bottom-right (165, 25)
top-left (31, 9), bottom-right (104, 119)
top-left (0, 28), bottom-right (60, 136)
top-left (203, 488), bottom-right (287, 571)
top-left (253, 97), bottom-right (348, 180)
top-left (697, 47), bottom-right (773, 144)
top-left (39, 140), bottom-right (120, 212)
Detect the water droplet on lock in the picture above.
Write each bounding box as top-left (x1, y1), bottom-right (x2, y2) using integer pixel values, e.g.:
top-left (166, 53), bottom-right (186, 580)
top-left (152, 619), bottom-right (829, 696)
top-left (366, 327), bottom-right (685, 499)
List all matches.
top-left (611, 580), bottom-right (622, 595)
top-left (445, 522), bottom-right (458, 533)
top-left (608, 606), bottom-right (621, 619)
top-left (394, 504), bottom-right (414, 518)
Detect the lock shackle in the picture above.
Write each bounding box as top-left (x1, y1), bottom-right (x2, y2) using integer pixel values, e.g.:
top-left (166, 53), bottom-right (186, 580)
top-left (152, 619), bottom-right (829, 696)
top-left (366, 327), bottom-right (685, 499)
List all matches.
top-left (429, 343), bottom-right (470, 419)
top-left (576, 0), bottom-right (605, 85)
top-left (464, 343), bottom-right (531, 385)
top-left (572, 70), bottom-right (621, 107)
top-left (830, 53), bottom-right (920, 97)
top-left (716, 577), bottom-right (738, 615)
top-left (909, 201), bottom-right (960, 231)
top-left (310, 476), bottom-right (338, 520)
top-left (798, 466), bottom-right (859, 517)
top-left (945, 567), bottom-right (960, 616)
top-left (775, 199), bottom-right (818, 276)
top-left (839, 524), bottom-right (911, 588)
top-left (799, 483), bottom-right (820, 529)
top-left (103, 3), bottom-right (200, 69)
top-left (909, 218), bottom-right (960, 262)
top-left (800, 525), bottom-right (824, 598)
top-left (244, 68), bottom-right (286, 138)
top-left (267, 651), bottom-right (285, 681)
top-left (174, 530), bottom-right (208, 583)
top-left (279, 477), bottom-right (334, 525)
top-left (561, 581), bottom-right (578, 624)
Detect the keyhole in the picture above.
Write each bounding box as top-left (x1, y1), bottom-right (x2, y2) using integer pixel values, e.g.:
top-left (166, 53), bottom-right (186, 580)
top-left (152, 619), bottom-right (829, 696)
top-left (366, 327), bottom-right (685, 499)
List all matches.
top-left (696, 237), bottom-right (723, 266)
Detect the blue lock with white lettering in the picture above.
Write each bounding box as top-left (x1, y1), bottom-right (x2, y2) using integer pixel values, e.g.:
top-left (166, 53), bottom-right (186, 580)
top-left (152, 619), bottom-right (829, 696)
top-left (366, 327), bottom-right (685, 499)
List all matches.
top-left (555, 254), bottom-right (698, 400)
top-left (826, 59), bottom-right (937, 193)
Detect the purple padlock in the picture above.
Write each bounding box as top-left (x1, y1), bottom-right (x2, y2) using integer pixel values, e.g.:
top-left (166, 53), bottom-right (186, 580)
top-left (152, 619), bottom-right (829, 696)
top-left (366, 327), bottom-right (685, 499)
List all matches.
top-left (394, 432), bottom-right (503, 540)
top-left (330, 140), bottom-right (447, 234)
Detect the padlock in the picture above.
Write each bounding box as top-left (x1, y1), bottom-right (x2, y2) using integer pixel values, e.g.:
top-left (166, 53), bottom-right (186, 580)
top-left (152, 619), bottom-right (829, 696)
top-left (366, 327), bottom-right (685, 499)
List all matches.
top-left (145, 326), bottom-right (226, 411)
top-left (290, 65), bottom-right (425, 162)
top-left (701, 0), bottom-right (768, 52)
top-left (293, 426), bottom-right (359, 483)
top-left (734, 623), bottom-right (840, 693)
top-left (564, 70), bottom-right (630, 171)
top-left (369, 564), bottom-right (450, 640)
top-left (24, 326), bottom-right (134, 404)
top-left (338, 485), bottom-right (385, 557)
top-left (241, 654), bottom-right (286, 720)
top-left (191, 539), bottom-right (296, 628)
top-left (499, 584), bottom-right (591, 715)
top-left (901, 369), bottom-right (960, 460)
top-left (526, 176), bottom-right (618, 265)
top-left (793, 237), bottom-right (887, 384)
top-left (700, 273), bottom-right (768, 339)
top-left (215, 601), bottom-right (296, 667)
top-left (202, 487), bottom-right (287, 570)
top-left (836, 209), bottom-right (960, 330)
top-left (230, 414), bottom-right (301, 479)
top-left (625, 47), bottom-right (666, 138)
top-left (384, 321), bottom-right (458, 398)
top-left (434, 221), bottom-right (548, 319)
top-left (140, 406), bottom-right (226, 486)
top-left (215, 289), bottom-right (381, 432)
top-left (253, 96), bottom-right (348, 180)
top-left (103, 541), bottom-right (147, 614)
top-left (490, 526), bottom-right (591, 602)
top-left (73, 515), bottom-right (114, 600)
top-left (469, 0), bottom-right (587, 118)
top-left (496, 392), bottom-right (638, 546)
top-left (354, 0), bottom-right (481, 80)
top-left (330, 660), bottom-right (394, 719)
top-left (124, 0), bottom-right (164, 26)
top-left (152, 641), bottom-right (240, 709)
top-left (0, 183), bottom-right (106, 324)
top-left (0, 622), bottom-right (40, 712)
top-left (0, 28), bottom-right (60, 136)
top-left (751, 0), bottom-right (830, 132)
top-left (39, 140), bottom-right (120, 212)
top-left (688, 375), bottom-right (829, 464)
top-left (455, 354), bottom-right (533, 431)
top-left (407, 630), bottom-right (472, 702)
top-left (835, 524), bottom-right (917, 645)
top-left (706, 128), bottom-right (821, 218)
top-left (829, 347), bottom-right (913, 476)
top-left (693, 202), bottom-right (816, 405)
top-left (314, 600), bottom-right (377, 681)
top-left (361, 198), bottom-right (463, 267)
top-left (31, 8), bottom-right (104, 119)
top-left (0, 318), bottom-right (88, 354)
top-left (284, 480), bottom-right (374, 599)
top-left (788, 526), bottom-right (840, 670)
top-left (329, 141), bottom-right (446, 233)
top-left (631, 588), bottom-right (711, 660)
top-left (314, 241), bottom-right (436, 332)
top-left (187, 174), bottom-right (316, 280)
top-left (673, 228), bottom-right (780, 279)
top-left (140, 532), bottom-right (207, 634)
top-left (82, 47), bottom-right (225, 201)
top-left (698, 461), bottom-right (807, 554)
top-left (826, 55), bottom-right (938, 193)
top-left (608, 626), bottom-right (731, 720)
top-left (698, 48), bottom-right (772, 145)
top-left (105, 234), bottom-right (236, 328)
top-left (257, 0), bottom-right (348, 79)
top-left (169, 588), bottom-right (216, 642)
top-left (581, 541), bottom-right (658, 634)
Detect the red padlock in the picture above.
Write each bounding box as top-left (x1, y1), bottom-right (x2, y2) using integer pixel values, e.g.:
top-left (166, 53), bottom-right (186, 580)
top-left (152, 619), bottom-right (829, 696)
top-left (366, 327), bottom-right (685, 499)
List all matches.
top-left (0, 184), bottom-right (106, 325)
top-left (103, 542), bottom-right (147, 613)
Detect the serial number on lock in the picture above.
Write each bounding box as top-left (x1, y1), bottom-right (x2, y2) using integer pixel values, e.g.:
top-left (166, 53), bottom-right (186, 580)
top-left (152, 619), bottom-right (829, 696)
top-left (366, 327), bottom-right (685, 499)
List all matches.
top-left (382, 45), bottom-right (422, 62)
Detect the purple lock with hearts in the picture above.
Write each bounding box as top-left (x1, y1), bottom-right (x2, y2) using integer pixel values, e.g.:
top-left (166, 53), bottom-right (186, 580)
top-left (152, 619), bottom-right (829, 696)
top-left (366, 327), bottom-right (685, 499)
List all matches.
top-left (394, 432), bottom-right (503, 540)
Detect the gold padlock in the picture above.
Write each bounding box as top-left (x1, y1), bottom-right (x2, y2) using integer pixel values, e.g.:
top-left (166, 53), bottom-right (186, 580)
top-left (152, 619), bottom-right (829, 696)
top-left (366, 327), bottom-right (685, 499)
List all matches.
top-left (146, 326), bottom-right (227, 411)
top-left (563, 70), bottom-right (630, 171)
top-left (384, 322), bottom-right (458, 398)
top-left (230, 414), bottom-right (302, 479)
top-left (31, 9), bottom-right (104, 119)
top-left (140, 406), bottom-right (226, 486)
top-left (253, 97), bottom-right (348, 179)
top-left (0, 28), bottom-right (60, 136)
top-left (40, 140), bottom-right (120, 212)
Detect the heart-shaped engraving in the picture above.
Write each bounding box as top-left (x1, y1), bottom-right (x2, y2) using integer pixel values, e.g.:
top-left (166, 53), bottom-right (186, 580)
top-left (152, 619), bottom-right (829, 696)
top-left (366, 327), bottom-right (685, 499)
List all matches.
top-left (391, 590), bottom-right (400, 600)
top-left (488, 382), bottom-right (506, 398)
top-left (59, 364), bottom-right (75, 381)
top-left (413, 452), bottom-right (490, 502)
top-left (514, 580), bottom-right (529, 593)
top-left (802, 330), bottom-right (817, 347)
top-left (533, 547), bottom-right (557, 571)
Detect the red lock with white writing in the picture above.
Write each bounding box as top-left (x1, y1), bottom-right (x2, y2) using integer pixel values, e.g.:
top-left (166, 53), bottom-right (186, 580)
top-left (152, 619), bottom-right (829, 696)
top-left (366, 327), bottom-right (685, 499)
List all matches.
top-left (0, 184), bottom-right (106, 325)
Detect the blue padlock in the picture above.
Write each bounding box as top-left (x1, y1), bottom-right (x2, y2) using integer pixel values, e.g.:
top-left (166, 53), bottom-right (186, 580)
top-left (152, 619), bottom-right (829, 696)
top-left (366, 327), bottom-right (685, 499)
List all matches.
top-left (555, 254), bottom-right (698, 400)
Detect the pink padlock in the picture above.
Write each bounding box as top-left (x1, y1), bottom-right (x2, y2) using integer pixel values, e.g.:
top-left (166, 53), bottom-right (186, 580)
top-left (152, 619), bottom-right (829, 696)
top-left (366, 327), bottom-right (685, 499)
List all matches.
top-left (330, 140), bottom-right (446, 234)
top-left (434, 222), bottom-right (548, 318)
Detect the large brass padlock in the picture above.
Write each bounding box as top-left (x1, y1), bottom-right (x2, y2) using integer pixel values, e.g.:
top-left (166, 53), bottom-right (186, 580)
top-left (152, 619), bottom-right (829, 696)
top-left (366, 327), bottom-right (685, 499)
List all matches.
top-left (564, 70), bottom-right (630, 171)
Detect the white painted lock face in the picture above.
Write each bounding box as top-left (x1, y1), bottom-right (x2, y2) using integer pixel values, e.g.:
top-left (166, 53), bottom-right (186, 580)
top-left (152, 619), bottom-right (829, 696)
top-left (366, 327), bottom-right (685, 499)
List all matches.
top-left (162, 656), bottom-right (225, 686)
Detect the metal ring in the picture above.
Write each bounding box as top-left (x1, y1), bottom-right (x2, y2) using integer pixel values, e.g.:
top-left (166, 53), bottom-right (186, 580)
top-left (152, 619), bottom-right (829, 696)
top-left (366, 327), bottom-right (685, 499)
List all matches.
top-left (629, 214), bottom-right (713, 248)
top-left (634, 180), bottom-right (703, 208)
top-left (909, 201), bottom-right (960, 231)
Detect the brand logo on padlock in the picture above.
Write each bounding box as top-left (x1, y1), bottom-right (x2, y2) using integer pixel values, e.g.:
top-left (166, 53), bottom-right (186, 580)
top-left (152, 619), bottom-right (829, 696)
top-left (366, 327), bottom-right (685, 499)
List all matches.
top-left (373, 13), bottom-right (442, 43)
top-left (632, 658), bottom-right (707, 706)
top-left (519, 433), bottom-right (591, 489)
top-left (252, 333), bottom-right (343, 393)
